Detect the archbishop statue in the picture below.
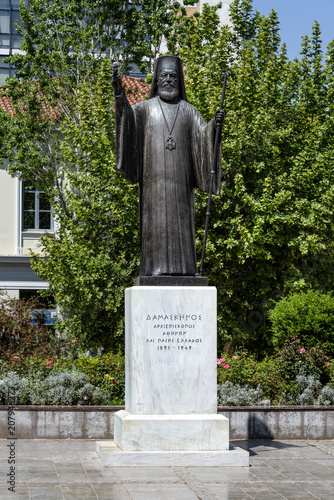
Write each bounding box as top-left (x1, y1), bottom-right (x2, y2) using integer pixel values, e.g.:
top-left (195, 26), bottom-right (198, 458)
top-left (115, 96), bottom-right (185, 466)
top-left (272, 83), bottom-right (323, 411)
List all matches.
top-left (112, 56), bottom-right (222, 277)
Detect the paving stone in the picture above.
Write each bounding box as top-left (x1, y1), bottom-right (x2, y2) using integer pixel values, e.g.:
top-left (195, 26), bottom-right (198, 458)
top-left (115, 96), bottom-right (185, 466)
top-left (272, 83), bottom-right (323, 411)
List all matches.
top-left (268, 482), bottom-right (320, 499)
top-left (28, 483), bottom-right (64, 499)
top-left (205, 482), bottom-right (252, 499)
top-left (61, 484), bottom-right (98, 499)
top-left (84, 469), bottom-right (122, 482)
top-left (1, 438), bottom-right (334, 499)
top-left (124, 484), bottom-right (166, 500)
top-left (155, 483), bottom-right (199, 500)
top-left (236, 482), bottom-right (285, 500)
top-left (91, 483), bottom-right (131, 500)
top-left (26, 471), bottom-right (60, 483)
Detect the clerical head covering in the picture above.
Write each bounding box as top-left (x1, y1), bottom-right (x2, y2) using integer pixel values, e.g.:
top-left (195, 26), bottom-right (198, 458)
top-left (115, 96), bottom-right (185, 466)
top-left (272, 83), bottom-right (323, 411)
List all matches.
top-left (149, 55), bottom-right (187, 101)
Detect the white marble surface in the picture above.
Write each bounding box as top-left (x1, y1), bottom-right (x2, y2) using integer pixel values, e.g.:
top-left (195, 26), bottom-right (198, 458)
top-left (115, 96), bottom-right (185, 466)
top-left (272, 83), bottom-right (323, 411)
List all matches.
top-left (96, 441), bottom-right (249, 467)
top-left (114, 410), bottom-right (229, 451)
top-left (125, 286), bottom-right (217, 415)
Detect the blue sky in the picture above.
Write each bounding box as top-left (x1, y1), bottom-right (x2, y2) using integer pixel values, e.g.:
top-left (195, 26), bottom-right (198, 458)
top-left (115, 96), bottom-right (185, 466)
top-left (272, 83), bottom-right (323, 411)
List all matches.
top-left (251, 0), bottom-right (334, 59)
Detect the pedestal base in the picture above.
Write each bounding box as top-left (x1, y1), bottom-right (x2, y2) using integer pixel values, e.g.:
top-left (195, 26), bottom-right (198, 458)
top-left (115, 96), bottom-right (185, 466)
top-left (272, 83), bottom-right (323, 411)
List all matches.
top-left (96, 441), bottom-right (249, 467)
top-left (134, 276), bottom-right (208, 286)
top-left (125, 286), bottom-right (217, 414)
top-left (114, 410), bottom-right (229, 451)
top-left (98, 286), bottom-right (249, 467)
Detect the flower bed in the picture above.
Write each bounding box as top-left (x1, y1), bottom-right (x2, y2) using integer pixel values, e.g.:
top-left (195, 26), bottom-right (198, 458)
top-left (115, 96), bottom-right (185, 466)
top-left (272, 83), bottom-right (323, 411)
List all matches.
top-left (0, 352), bottom-right (125, 406)
top-left (1, 335), bottom-right (334, 407)
top-left (217, 336), bottom-right (334, 406)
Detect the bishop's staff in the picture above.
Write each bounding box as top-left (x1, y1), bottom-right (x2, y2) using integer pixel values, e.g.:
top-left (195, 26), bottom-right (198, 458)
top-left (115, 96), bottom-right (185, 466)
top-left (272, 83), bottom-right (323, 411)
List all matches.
top-left (199, 70), bottom-right (231, 275)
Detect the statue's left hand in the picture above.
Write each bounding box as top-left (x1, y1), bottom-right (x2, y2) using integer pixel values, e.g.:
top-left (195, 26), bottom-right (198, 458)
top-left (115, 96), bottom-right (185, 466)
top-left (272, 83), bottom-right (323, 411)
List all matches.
top-left (112, 61), bottom-right (123, 95)
top-left (215, 110), bottom-right (225, 128)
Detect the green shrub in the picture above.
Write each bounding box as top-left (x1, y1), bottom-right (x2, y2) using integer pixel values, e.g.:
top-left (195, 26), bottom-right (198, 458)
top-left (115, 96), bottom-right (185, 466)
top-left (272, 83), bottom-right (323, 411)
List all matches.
top-left (217, 339), bottom-right (332, 404)
top-left (0, 372), bottom-right (30, 405)
top-left (0, 369), bottom-right (116, 405)
top-left (61, 352), bottom-right (125, 404)
top-left (279, 375), bottom-right (334, 406)
top-left (276, 333), bottom-right (331, 386)
top-left (0, 353), bottom-right (126, 406)
top-left (269, 290), bottom-right (334, 355)
top-left (249, 358), bottom-right (285, 403)
top-left (217, 351), bottom-right (285, 403)
top-left (217, 352), bottom-right (259, 386)
top-left (217, 381), bottom-right (265, 406)
top-left (0, 292), bottom-right (58, 362)
top-left (28, 370), bottom-right (109, 405)
top-left (318, 386), bottom-right (334, 405)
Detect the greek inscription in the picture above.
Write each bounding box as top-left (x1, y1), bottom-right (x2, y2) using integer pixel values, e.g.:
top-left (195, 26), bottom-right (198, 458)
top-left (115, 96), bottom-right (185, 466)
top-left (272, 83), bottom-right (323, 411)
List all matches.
top-left (146, 311), bottom-right (203, 352)
top-left (146, 314), bottom-right (202, 321)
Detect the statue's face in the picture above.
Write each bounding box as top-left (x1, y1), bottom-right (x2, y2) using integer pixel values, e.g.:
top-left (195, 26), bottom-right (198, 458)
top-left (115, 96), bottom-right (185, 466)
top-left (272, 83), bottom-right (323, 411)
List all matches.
top-left (157, 67), bottom-right (179, 102)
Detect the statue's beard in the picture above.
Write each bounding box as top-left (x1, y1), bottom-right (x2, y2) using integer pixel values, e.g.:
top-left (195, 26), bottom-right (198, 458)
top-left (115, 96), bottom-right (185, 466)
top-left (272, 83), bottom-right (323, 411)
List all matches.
top-left (158, 86), bottom-right (179, 102)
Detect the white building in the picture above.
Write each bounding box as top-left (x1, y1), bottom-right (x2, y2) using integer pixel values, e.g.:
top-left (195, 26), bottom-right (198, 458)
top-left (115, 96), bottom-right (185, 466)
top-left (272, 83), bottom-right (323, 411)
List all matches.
top-left (0, 163), bottom-right (52, 300)
top-left (0, 1), bottom-right (51, 300)
top-left (183, 0), bottom-right (232, 25)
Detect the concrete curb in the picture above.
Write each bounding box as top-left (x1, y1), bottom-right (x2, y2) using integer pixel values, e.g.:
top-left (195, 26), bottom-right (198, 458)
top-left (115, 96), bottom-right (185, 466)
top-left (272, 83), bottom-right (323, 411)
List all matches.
top-left (1, 406), bottom-right (334, 440)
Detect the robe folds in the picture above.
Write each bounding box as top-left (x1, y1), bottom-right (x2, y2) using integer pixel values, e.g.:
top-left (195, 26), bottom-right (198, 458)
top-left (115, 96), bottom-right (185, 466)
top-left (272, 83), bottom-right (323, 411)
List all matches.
top-left (115, 92), bottom-right (221, 276)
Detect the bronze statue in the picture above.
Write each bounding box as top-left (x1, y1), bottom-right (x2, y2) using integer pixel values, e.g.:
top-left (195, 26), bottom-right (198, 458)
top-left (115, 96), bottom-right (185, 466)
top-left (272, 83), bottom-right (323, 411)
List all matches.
top-left (112, 56), bottom-right (223, 279)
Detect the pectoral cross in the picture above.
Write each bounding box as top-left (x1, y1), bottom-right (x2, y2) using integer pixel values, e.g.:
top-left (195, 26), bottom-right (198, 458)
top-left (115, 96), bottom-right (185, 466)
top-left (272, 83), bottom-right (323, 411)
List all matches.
top-left (166, 136), bottom-right (176, 151)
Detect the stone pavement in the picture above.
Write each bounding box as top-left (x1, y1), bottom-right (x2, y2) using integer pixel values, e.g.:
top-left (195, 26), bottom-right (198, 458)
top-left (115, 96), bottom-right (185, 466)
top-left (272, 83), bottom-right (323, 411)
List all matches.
top-left (0, 439), bottom-right (334, 499)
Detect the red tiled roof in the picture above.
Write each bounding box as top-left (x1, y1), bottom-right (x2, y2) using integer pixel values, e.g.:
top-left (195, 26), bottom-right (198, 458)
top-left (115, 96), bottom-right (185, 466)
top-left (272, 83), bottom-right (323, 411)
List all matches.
top-left (0, 76), bottom-right (149, 117)
top-left (0, 91), bottom-right (14, 115)
top-left (123, 76), bottom-right (149, 104)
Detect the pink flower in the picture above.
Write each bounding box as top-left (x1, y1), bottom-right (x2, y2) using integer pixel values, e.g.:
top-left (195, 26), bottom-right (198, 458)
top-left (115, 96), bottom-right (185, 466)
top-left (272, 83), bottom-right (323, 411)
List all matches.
top-left (46, 361), bottom-right (52, 365)
top-left (299, 348), bottom-right (306, 353)
top-left (217, 357), bottom-right (225, 366)
top-left (325, 362), bottom-right (330, 366)
top-left (223, 364), bottom-right (229, 369)
top-left (13, 356), bottom-right (19, 360)
top-left (72, 340), bottom-right (77, 344)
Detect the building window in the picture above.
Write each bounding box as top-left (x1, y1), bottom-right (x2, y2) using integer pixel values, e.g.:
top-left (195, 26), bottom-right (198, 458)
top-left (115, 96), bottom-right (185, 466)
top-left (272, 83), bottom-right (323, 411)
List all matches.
top-left (0, 0), bottom-right (26, 85)
top-left (23, 184), bottom-right (52, 231)
top-left (0, 55), bottom-right (16, 84)
top-left (20, 289), bottom-right (55, 307)
top-left (19, 289), bottom-right (57, 326)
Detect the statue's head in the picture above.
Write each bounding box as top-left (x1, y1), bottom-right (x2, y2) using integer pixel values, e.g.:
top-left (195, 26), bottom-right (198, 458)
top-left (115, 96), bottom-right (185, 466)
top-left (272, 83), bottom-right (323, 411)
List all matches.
top-left (149, 56), bottom-right (187, 102)
top-left (157, 58), bottom-right (179, 102)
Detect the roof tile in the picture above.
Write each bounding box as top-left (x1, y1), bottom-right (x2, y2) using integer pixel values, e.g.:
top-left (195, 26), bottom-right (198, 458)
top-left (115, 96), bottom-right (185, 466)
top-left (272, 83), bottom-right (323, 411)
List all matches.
top-left (0, 76), bottom-right (149, 117)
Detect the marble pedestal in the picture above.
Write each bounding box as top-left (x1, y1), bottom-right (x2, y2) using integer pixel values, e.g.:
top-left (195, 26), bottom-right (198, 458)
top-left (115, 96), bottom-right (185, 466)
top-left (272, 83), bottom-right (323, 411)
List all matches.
top-left (96, 286), bottom-right (249, 466)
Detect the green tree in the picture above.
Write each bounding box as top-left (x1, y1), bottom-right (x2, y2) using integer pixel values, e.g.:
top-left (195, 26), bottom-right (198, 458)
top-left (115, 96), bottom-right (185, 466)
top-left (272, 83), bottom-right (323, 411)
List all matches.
top-left (173, 0), bottom-right (334, 354)
top-left (269, 291), bottom-right (334, 355)
top-left (28, 61), bottom-right (140, 351)
top-left (2, 0), bottom-right (334, 357)
top-left (0, 0), bottom-right (184, 350)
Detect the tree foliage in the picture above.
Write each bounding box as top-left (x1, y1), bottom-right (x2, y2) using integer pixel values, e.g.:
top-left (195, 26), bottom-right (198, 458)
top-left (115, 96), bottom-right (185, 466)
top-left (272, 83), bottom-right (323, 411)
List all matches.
top-left (28, 62), bottom-right (140, 350)
top-left (1, 0), bottom-right (334, 355)
top-left (0, 0), bottom-right (184, 350)
top-left (269, 291), bottom-right (334, 355)
top-left (0, 292), bottom-right (57, 362)
top-left (173, 0), bottom-right (334, 354)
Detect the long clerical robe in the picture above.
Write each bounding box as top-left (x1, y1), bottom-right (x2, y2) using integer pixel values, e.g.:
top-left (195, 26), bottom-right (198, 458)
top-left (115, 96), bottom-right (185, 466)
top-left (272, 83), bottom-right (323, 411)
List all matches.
top-left (115, 92), bottom-right (221, 276)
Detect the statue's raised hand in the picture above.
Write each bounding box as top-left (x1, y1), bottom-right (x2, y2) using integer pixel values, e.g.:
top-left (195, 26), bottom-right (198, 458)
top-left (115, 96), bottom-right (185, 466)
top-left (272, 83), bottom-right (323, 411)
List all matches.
top-left (112, 61), bottom-right (122, 95)
top-left (215, 110), bottom-right (225, 128)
